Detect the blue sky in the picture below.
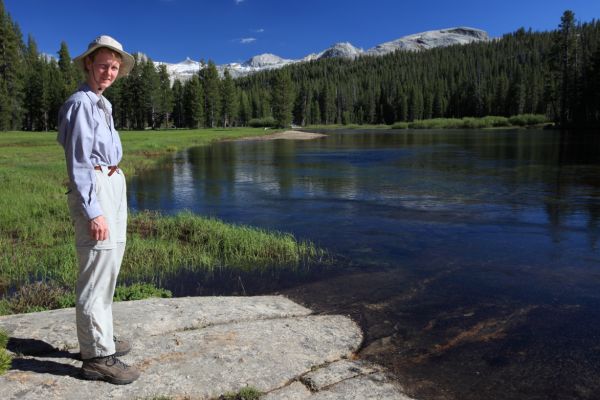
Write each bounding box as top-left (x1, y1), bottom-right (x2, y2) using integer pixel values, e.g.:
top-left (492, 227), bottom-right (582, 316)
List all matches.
top-left (4, 0), bottom-right (599, 64)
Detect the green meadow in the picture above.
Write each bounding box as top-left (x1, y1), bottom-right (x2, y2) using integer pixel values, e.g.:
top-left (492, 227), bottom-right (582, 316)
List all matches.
top-left (0, 128), bottom-right (326, 313)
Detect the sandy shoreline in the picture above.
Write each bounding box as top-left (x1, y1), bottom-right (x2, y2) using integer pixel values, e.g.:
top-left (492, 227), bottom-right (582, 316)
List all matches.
top-left (232, 130), bottom-right (327, 141)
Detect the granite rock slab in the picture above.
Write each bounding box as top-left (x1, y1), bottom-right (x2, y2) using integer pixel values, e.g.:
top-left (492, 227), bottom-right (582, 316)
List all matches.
top-left (0, 296), bottom-right (415, 400)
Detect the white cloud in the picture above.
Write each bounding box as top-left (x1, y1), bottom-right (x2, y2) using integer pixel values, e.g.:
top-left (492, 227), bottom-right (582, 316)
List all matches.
top-left (240, 37), bottom-right (256, 44)
top-left (252, 28), bottom-right (265, 33)
top-left (235, 0), bottom-right (245, 4)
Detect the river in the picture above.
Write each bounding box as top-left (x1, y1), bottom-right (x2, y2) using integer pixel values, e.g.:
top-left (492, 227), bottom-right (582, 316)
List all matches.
top-left (129, 128), bottom-right (600, 400)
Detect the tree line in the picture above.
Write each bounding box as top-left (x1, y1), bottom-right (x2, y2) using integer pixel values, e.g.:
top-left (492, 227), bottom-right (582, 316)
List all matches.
top-left (0, 1), bottom-right (598, 132)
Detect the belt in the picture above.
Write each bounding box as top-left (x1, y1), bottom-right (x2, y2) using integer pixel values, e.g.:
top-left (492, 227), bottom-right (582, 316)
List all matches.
top-left (94, 165), bottom-right (119, 177)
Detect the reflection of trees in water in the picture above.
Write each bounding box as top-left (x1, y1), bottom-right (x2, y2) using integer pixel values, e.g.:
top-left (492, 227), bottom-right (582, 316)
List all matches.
top-left (133, 130), bottom-right (600, 250)
top-left (189, 143), bottom-right (237, 201)
top-left (545, 132), bottom-right (600, 247)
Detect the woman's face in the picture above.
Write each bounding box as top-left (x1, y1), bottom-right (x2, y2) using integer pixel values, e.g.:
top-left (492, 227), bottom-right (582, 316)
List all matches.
top-left (86, 48), bottom-right (121, 93)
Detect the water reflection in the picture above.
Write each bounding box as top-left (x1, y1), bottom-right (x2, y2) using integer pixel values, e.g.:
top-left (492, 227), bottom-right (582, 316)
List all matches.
top-left (129, 129), bottom-right (600, 266)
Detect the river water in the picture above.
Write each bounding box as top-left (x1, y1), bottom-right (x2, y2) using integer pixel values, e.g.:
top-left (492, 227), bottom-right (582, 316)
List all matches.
top-left (128, 129), bottom-right (600, 400)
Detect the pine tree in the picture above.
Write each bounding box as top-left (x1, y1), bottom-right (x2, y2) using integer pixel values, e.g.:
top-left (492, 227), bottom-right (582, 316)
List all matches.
top-left (140, 57), bottom-right (161, 128)
top-left (293, 84), bottom-right (309, 126)
top-left (320, 82), bottom-right (336, 124)
top-left (552, 10), bottom-right (579, 126)
top-left (238, 91), bottom-right (251, 126)
top-left (183, 75), bottom-right (203, 128)
top-left (57, 41), bottom-right (78, 99)
top-left (271, 70), bottom-right (294, 128)
top-left (220, 69), bottom-right (237, 127)
top-left (105, 78), bottom-right (123, 127)
top-left (0, 0), bottom-right (24, 130)
top-left (171, 79), bottom-right (185, 128)
top-left (46, 58), bottom-right (64, 130)
top-left (156, 64), bottom-right (173, 128)
top-left (200, 61), bottom-right (221, 127)
top-left (23, 35), bottom-right (49, 131)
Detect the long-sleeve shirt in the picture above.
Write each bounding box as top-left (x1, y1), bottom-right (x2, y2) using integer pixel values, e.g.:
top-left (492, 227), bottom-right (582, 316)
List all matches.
top-left (57, 83), bottom-right (123, 220)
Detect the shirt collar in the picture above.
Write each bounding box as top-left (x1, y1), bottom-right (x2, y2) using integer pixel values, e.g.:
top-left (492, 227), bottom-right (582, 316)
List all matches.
top-left (79, 83), bottom-right (111, 112)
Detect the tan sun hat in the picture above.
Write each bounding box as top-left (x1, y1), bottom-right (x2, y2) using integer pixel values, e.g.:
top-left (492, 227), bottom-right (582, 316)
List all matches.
top-left (73, 35), bottom-right (135, 78)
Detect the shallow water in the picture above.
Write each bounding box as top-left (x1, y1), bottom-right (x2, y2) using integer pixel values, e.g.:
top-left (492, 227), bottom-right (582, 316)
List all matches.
top-left (129, 129), bottom-right (600, 400)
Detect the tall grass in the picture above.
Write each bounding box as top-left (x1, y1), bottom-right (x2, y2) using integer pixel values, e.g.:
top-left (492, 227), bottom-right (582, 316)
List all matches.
top-left (124, 211), bottom-right (324, 282)
top-left (0, 128), bottom-right (327, 295)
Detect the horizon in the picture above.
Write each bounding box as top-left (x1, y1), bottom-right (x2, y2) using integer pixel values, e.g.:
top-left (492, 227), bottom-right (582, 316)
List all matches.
top-left (4, 0), bottom-right (600, 65)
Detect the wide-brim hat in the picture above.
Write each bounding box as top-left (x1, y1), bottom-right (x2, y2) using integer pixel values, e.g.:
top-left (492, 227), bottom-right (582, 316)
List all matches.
top-left (73, 35), bottom-right (135, 78)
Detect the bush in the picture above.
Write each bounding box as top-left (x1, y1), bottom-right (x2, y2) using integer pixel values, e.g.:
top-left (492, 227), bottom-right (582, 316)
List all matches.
top-left (508, 114), bottom-right (548, 126)
top-left (462, 117), bottom-right (488, 129)
top-left (481, 115), bottom-right (510, 127)
top-left (401, 115), bottom-right (546, 129)
top-left (248, 117), bottom-right (277, 128)
top-left (6, 281), bottom-right (74, 314)
top-left (391, 122), bottom-right (409, 129)
top-left (409, 118), bottom-right (465, 129)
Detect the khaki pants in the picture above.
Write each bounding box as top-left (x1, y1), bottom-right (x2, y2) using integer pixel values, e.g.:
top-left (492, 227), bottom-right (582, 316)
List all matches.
top-left (67, 167), bottom-right (127, 359)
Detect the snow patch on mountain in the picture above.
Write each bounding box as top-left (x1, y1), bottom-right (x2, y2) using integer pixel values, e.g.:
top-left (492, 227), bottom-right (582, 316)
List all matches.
top-left (155, 57), bottom-right (204, 82)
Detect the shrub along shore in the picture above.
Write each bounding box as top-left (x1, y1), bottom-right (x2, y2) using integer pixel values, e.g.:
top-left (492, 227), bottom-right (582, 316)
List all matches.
top-left (0, 128), bottom-right (326, 315)
top-left (390, 114), bottom-right (549, 129)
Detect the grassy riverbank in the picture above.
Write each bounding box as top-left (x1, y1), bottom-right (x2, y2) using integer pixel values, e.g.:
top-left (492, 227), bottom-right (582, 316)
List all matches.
top-left (0, 128), bottom-right (326, 312)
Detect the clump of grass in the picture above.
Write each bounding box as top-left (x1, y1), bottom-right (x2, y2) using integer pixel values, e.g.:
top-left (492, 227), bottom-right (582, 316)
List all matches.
top-left (124, 210), bottom-right (327, 281)
top-left (0, 329), bottom-right (11, 375)
top-left (219, 387), bottom-right (262, 400)
top-left (113, 282), bottom-right (172, 301)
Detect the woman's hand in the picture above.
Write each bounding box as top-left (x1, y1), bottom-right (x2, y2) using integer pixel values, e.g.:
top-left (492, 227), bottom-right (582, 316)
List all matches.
top-left (89, 215), bottom-right (109, 241)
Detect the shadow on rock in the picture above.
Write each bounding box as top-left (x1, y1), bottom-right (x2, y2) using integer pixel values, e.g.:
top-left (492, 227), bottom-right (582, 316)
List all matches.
top-left (10, 358), bottom-right (81, 378)
top-left (8, 337), bottom-right (76, 359)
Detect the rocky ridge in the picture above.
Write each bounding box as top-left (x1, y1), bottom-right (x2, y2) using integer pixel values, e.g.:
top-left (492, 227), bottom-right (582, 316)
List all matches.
top-left (157, 26), bottom-right (489, 80)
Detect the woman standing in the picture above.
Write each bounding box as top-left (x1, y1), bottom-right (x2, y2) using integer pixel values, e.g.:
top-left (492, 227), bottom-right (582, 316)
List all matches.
top-left (57, 35), bottom-right (139, 385)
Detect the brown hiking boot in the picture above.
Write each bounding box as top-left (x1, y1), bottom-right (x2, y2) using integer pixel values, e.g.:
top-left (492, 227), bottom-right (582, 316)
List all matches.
top-left (81, 354), bottom-right (140, 385)
top-left (113, 336), bottom-right (131, 357)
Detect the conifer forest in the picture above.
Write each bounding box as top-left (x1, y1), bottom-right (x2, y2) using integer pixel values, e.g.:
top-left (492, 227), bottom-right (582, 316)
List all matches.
top-left (0, 3), bottom-right (598, 132)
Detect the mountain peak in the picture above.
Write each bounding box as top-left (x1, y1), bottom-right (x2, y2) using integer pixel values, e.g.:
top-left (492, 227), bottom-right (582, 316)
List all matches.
top-left (367, 27), bottom-right (489, 55)
top-left (318, 42), bottom-right (363, 59)
top-left (181, 57), bottom-right (198, 65)
top-left (243, 53), bottom-right (289, 68)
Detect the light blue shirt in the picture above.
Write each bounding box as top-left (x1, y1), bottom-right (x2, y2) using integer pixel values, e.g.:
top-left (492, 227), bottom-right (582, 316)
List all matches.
top-left (57, 83), bottom-right (123, 220)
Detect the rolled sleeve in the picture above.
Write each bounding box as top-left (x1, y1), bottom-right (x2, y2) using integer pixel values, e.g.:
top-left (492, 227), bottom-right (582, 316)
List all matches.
top-left (59, 100), bottom-right (103, 220)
